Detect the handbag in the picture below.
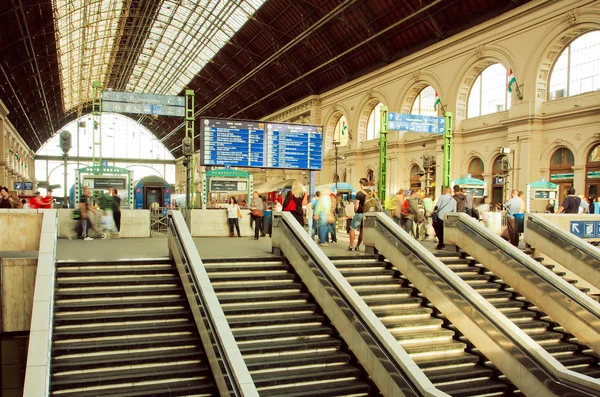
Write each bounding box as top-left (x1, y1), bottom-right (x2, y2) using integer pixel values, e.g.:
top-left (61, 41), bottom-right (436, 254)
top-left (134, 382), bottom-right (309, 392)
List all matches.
top-left (237, 207), bottom-right (242, 219)
top-left (251, 208), bottom-right (263, 217)
top-left (327, 213), bottom-right (336, 224)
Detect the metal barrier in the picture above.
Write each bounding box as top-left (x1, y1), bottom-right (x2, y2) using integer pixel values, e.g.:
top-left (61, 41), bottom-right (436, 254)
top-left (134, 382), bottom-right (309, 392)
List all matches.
top-left (150, 207), bottom-right (169, 235)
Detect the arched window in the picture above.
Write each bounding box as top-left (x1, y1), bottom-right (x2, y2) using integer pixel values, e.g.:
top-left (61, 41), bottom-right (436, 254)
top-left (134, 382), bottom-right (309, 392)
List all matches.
top-left (409, 164), bottom-right (422, 189)
top-left (491, 155), bottom-right (507, 206)
top-left (467, 63), bottom-right (512, 118)
top-left (366, 169), bottom-right (375, 182)
top-left (366, 102), bottom-right (383, 140)
top-left (586, 143), bottom-right (600, 196)
top-left (549, 31), bottom-right (600, 100)
top-left (492, 155), bottom-right (507, 175)
top-left (332, 115), bottom-right (349, 146)
top-left (410, 86), bottom-right (437, 116)
top-left (333, 174), bottom-right (340, 183)
top-left (549, 147), bottom-right (575, 199)
top-left (342, 171), bottom-right (347, 183)
top-left (468, 158), bottom-right (484, 180)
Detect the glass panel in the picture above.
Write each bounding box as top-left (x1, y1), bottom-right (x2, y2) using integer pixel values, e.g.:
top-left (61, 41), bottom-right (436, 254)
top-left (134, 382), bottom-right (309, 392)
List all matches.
top-left (410, 165), bottom-right (420, 177)
top-left (468, 158), bottom-right (484, 174)
top-left (410, 86), bottom-right (436, 116)
top-left (333, 115), bottom-right (349, 146)
top-left (568, 31), bottom-right (600, 96)
top-left (589, 145), bottom-right (600, 163)
top-left (564, 148), bottom-right (574, 165)
top-left (480, 63), bottom-right (508, 116)
top-left (492, 156), bottom-right (505, 173)
top-left (551, 150), bottom-right (563, 166)
top-left (367, 102), bottom-right (383, 140)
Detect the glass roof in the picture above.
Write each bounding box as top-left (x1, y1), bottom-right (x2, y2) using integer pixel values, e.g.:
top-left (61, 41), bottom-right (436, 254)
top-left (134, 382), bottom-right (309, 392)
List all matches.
top-left (52, 0), bottom-right (265, 113)
top-left (53, 0), bottom-right (123, 112)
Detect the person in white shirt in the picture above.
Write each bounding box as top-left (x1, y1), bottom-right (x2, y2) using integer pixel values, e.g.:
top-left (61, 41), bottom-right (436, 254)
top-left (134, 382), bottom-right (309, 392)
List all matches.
top-left (477, 195), bottom-right (491, 228)
top-left (433, 187), bottom-right (457, 250)
top-left (344, 199), bottom-right (355, 233)
top-left (226, 197), bottom-right (242, 237)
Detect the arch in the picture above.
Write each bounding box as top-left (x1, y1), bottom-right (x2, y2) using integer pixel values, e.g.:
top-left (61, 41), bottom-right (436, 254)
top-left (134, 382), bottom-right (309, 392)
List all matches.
top-left (356, 91), bottom-right (388, 144)
top-left (453, 46), bottom-right (518, 119)
top-left (341, 170), bottom-right (347, 183)
top-left (322, 103), bottom-right (352, 151)
top-left (333, 173), bottom-right (340, 183)
top-left (467, 157), bottom-right (485, 180)
top-left (409, 163), bottom-right (422, 189)
top-left (467, 63), bottom-right (511, 118)
top-left (491, 154), bottom-right (507, 175)
top-left (532, 17), bottom-right (600, 101)
top-left (586, 141), bottom-right (600, 196)
top-left (365, 168), bottom-right (375, 182)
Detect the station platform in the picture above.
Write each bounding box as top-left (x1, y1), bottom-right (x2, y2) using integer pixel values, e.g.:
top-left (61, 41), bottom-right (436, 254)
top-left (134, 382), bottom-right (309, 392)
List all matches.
top-left (56, 231), bottom-right (441, 261)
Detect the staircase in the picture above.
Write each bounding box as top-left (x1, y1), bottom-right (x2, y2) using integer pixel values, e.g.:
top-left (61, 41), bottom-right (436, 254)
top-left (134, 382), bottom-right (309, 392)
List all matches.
top-left (434, 250), bottom-right (600, 379)
top-left (202, 257), bottom-right (378, 397)
top-left (327, 254), bottom-right (516, 397)
top-left (50, 259), bottom-right (218, 397)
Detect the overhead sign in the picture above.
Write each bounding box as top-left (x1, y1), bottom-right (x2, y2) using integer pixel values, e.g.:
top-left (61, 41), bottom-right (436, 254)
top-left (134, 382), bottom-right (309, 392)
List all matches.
top-left (102, 91), bottom-right (185, 117)
top-left (387, 112), bottom-right (445, 134)
top-left (570, 220), bottom-right (600, 238)
top-left (200, 118), bottom-right (323, 170)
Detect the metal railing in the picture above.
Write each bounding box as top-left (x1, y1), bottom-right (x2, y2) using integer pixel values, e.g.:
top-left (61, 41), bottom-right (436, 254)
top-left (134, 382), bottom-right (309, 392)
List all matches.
top-left (272, 211), bottom-right (448, 397)
top-left (365, 212), bottom-right (600, 396)
top-left (167, 210), bottom-right (258, 397)
top-left (23, 210), bottom-right (58, 397)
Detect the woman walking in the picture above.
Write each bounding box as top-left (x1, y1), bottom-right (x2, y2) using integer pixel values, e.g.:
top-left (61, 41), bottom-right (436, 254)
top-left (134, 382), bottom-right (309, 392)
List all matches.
top-left (226, 197), bottom-right (242, 237)
top-left (283, 180), bottom-right (307, 226)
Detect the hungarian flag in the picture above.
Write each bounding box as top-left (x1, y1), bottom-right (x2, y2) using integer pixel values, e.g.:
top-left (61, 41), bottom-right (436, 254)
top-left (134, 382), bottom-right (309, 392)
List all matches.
top-left (434, 92), bottom-right (441, 111)
top-left (341, 122), bottom-right (348, 137)
top-left (508, 69), bottom-right (517, 93)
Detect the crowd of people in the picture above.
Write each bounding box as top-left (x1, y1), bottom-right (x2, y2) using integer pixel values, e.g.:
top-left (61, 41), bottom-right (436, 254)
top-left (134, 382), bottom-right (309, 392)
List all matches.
top-left (0, 186), bottom-right (55, 209)
top-left (74, 186), bottom-right (122, 241)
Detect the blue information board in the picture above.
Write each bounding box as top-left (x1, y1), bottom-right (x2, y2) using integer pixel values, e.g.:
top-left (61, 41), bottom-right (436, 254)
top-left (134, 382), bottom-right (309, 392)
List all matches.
top-left (570, 220), bottom-right (600, 238)
top-left (387, 112), bottom-right (445, 134)
top-left (200, 119), bottom-right (323, 170)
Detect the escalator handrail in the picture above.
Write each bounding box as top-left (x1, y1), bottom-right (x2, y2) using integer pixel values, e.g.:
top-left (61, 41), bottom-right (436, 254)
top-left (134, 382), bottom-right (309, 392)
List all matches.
top-left (23, 210), bottom-right (58, 397)
top-left (167, 210), bottom-right (258, 397)
top-left (367, 212), bottom-right (600, 395)
top-left (273, 211), bottom-right (448, 397)
top-left (446, 212), bottom-right (600, 319)
top-left (526, 213), bottom-right (600, 265)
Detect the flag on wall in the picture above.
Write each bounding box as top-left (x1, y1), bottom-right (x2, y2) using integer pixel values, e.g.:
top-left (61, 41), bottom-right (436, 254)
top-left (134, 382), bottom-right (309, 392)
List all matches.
top-left (508, 69), bottom-right (517, 93)
top-left (341, 121), bottom-right (347, 137)
top-left (434, 92), bottom-right (441, 111)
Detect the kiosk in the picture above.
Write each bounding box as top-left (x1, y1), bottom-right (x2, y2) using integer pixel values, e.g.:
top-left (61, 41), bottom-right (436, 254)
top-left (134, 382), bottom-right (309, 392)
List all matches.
top-left (526, 180), bottom-right (559, 213)
top-left (452, 176), bottom-right (486, 199)
top-left (74, 166), bottom-right (134, 208)
top-left (202, 169), bottom-right (252, 208)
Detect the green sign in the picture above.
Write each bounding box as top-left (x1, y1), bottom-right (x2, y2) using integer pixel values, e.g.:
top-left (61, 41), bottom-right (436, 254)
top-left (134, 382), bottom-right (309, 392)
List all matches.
top-left (587, 171), bottom-right (600, 179)
top-left (550, 173), bottom-right (574, 180)
top-left (534, 190), bottom-right (550, 199)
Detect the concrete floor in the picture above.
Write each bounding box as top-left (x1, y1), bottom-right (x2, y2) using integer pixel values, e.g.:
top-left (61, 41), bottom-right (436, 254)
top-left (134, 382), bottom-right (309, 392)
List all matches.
top-left (56, 230), bottom-right (441, 262)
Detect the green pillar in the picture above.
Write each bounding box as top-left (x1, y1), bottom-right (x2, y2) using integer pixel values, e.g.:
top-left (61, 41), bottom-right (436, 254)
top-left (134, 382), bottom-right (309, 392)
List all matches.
top-left (91, 81), bottom-right (102, 171)
top-left (442, 112), bottom-right (453, 190)
top-left (378, 106), bottom-right (388, 200)
top-left (185, 90), bottom-right (195, 208)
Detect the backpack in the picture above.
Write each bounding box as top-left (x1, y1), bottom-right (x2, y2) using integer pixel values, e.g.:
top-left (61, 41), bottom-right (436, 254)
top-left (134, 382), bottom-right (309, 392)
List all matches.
top-left (362, 189), bottom-right (380, 212)
top-left (471, 206), bottom-right (480, 219)
top-left (454, 194), bottom-right (467, 213)
top-left (417, 200), bottom-right (426, 223)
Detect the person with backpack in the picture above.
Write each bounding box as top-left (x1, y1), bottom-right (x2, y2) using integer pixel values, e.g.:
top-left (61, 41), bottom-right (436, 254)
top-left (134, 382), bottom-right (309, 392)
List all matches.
top-left (348, 178), bottom-right (371, 251)
top-left (283, 180), bottom-right (307, 226)
top-left (432, 187), bottom-right (457, 250)
top-left (452, 185), bottom-right (468, 214)
top-left (404, 190), bottom-right (420, 236)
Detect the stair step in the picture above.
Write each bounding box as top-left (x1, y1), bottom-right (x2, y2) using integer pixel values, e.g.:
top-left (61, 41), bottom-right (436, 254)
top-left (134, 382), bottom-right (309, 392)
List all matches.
top-left (394, 329), bottom-right (456, 344)
top-left (54, 296), bottom-right (187, 312)
top-left (226, 313), bottom-right (324, 328)
top-left (56, 266), bottom-right (175, 277)
top-left (50, 362), bottom-right (209, 390)
top-left (51, 347), bottom-right (205, 372)
top-left (55, 275), bottom-right (180, 288)
top-left (404, 340), bottom-right (466, 356)
top-left (54, 308), bottom-right (191, 325)
top-left (233, 325), bottom-right (333, 342)
top-left (373, 307), bottom-right (432, 318)
top-left (418, 353), bottom-right (480, 368)
top-left (52, 335), bottom-right (198, 355)
top-left (438, 378), bottom-right (509, 397)
top-left (255, 379), bottom-right (371, 397)
top-left (204, 264), bottom-right (289, 272)
top-left (238, 337), bottom-right (342, 355)
top-left (55, 286), bottom-right (183, 299)
top-left (50, 378), bottom-right (215, 397)
top-left (217, 291), bottom-right (310, 304)
top-left (207, 273), bottom-right (297, 282)
top-left (425, 365), bottom-right (494, 384)
top-left (251, 364), bottom-right (362, 388)
top-left (221, 302), bottom-right (316, 316)
top-left (52, 320), bottom-right (195, 339)
top-left (244, 350), bottom-right (351, 371)
top-left (211, 281), bottom-right (303, 293)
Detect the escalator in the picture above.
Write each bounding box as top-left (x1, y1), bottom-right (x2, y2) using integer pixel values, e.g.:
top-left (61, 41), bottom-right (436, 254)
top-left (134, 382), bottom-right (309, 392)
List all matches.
top-left (326, 254), bottom-right (516, 396)
top-left (49, 258), bottom-right (218, 396)
top-left (202, 257), bottom-right (378, 397)
top-left (434, 249), bottom-right (600, 378)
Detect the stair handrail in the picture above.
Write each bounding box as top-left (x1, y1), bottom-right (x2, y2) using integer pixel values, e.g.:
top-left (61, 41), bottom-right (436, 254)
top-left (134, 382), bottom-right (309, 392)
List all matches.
top-left (167, 210), bottom-right (258, 397)
top-left (525, 213), bottom-right (600, 290)
top-left (366, 212), bottom-right (600, 396)
top-left (23, 210), bottom-right (58, 397)
top-left (272, 211), bottom-right (449, 397)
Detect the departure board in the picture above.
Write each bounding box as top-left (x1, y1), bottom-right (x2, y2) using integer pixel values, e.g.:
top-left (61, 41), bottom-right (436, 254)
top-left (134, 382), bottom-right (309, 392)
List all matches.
top-left (200, 118), bottom-right (323, 170)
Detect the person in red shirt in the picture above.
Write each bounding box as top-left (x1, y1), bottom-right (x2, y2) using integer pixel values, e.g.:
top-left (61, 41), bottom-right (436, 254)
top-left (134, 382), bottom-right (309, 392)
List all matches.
top-left (29, 192), bottom-right (42, 209)
top-left (40, 189), bottom-right (54, 209)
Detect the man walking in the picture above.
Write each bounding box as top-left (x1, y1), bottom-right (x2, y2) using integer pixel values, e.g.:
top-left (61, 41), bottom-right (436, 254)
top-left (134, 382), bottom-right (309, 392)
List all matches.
top-left (433, 187), bottom-right (456, 250)
top-left (501, 189), bottom-right (522, 247)
top-left (348, 178), bottom-right (370, 251)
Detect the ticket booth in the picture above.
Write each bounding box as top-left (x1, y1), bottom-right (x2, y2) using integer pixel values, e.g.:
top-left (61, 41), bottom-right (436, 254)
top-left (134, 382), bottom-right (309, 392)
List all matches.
top-left (452, 176), bottom-right (487, 202)
top-left (526, 180), bottom-right (559, 213)
top-left (202, 169), bottom-right (252, 208)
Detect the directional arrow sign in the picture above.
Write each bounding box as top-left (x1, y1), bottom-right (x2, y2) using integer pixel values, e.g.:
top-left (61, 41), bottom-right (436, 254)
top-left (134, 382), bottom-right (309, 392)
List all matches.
top-left (570, 221), bottom-right (584, 237)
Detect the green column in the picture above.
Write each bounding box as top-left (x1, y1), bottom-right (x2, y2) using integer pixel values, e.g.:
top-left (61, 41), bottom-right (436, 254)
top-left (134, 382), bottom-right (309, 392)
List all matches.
top-left (91, 81), bottom-right (102, 171)
top-left (442, 112), bottom-right (453, 190)
top-left (185, 90), bottom-right (195, 209)
top-left (378, 106), bottom-right (388, 200)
